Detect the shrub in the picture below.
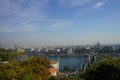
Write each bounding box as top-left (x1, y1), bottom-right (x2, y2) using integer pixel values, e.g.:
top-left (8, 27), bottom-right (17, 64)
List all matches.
top-left (81, 57), bottom-right (120, 80)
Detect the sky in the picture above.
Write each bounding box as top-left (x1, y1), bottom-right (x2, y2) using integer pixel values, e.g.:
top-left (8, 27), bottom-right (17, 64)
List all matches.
top-left (0, 0), bottom-right (120, 48)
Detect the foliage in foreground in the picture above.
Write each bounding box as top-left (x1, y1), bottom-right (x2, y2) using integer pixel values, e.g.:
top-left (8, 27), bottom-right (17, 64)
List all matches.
top-left (0, 48), bottom-right (17, 61)
top-left (0, 57), bottom-right (51, 80)
top-left (81, 57), bottom-right (120, 80)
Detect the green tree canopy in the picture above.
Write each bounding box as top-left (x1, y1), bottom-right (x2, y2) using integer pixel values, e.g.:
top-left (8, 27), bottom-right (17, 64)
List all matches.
top-left (0, 57), bottom-right (51, 80)
top-left (81, 57), bottom-right (120, 80)
top-left (0, 48), bottom-right (18, 61)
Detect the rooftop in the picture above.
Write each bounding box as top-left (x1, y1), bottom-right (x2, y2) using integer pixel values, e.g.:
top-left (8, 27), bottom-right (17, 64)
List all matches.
top-left (50, 60), bottom-right (57, 64)
top-left (48, 67), bottom-right (56, 74)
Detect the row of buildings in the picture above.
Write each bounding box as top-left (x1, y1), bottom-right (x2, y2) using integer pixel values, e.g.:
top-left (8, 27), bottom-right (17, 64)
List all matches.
top-left (13, 43), bottom-right (120, 56)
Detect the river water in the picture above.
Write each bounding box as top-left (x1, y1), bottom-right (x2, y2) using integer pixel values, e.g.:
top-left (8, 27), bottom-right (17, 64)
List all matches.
top-left (16, 53), bottom-right (120, 70)
top-left (15, 55), bottom-right (84, 70)
top-left (47, 56), bottom-right (83, 70)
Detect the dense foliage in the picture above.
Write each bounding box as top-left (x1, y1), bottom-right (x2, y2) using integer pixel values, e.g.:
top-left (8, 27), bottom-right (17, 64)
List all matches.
top-left (0, 48), bottom-right (17, 61)
top-left (0, 56), bottom-right (51, 80)
top-left (81, 57), bottom-right (120, 80)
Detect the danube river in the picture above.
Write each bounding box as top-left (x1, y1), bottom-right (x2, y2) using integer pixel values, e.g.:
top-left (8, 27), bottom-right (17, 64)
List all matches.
top-left (15, 54), bottom-right (86, 70)
top-left (48, 54), bottom-right (120, 70)
top-left (46, 56), bottom-right (83, 70)
top-left (16, 53), bottom-right (120, 71)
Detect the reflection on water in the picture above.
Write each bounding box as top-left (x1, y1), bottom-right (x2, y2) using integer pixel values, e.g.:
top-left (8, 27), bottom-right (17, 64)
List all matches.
top-left (47, 56), bottom-right (82, 70)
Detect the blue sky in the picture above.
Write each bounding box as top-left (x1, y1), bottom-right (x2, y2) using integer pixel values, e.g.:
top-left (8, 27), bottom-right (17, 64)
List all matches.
top-left (0, 0), bottom-right (120, 48)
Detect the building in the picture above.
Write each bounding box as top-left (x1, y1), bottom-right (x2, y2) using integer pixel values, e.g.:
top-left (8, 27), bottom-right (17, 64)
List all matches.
top-left (49, 60), bottom-right (59, 76)
top-left (48, 67), bottom-right (57, 76)
top-left (16, 47), bottom-right (25, 53)
top-left (68, 47), bottom-right (73, 55)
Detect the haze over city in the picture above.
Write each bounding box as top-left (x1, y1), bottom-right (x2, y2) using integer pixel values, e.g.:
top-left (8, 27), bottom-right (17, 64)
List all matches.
top-left (0, 0), bottom-right (120, 48)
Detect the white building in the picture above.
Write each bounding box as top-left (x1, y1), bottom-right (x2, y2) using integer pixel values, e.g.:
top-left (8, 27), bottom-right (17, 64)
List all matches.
top-left (68, 47), bottom-right (73, 55)
top-left (16, 48), bottom-right (25, 53)
top-left (50, 60), bottom-right (59, 73)
top-left (48, 67), bottom-right (57, 76)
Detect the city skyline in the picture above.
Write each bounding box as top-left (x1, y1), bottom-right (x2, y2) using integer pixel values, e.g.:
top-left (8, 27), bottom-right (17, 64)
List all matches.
top-left (0, 0), bottom-right (120, 48)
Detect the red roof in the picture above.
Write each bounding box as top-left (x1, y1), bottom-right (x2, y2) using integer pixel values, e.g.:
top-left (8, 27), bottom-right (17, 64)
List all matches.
top-left (48, 67), bottom-right (56, 74)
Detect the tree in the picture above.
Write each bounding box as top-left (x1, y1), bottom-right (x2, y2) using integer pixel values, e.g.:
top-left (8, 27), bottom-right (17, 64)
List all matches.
top-left (0, 48), bottom-right (17, 61)
top-left (81, 57), bottom-right (120, 80)
top-left (20, 57), bottom-right (51, 80)
top-left (0, 57), bottom-right (51, 80)
top-left (64, 65), bottom-right (70, 72)
top-left (0, 61), bottom-right (26, 80)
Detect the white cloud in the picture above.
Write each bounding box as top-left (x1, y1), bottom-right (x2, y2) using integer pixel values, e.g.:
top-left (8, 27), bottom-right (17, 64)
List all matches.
top-left (44, 21), bottom-right (74, 31)
top-left (0, 0), bottom-right (50, 33)
top-left (0, 24), bottom-right (36, 33)
top-left (94, 2), bottom-right (104, 9)
top-left (59, 0), bottom-right (90, 6)
top-left (0, 19), bottom-right (74, 33)
top-left (0, 0), bottom-right (49, 19)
